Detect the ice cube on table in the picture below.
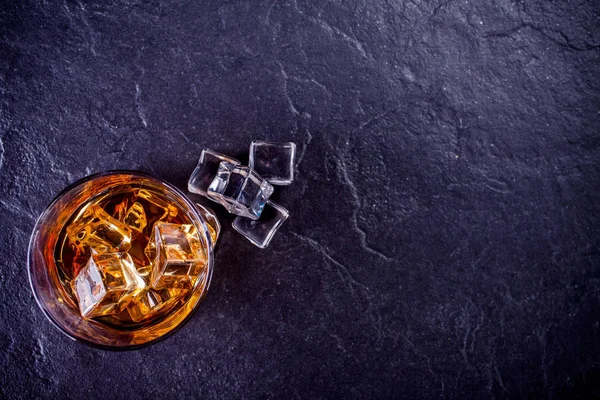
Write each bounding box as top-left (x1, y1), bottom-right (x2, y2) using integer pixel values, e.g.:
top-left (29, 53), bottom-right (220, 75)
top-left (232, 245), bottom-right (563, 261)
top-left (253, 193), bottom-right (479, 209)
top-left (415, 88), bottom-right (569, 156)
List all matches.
top-left (145, 222), bottom-right (207, 290)
top-left (123, 202), bottom-right (147, 232)
top-left (188, 149), bottom-right (241, 196)
top-left (127, 288), bottom-right (184, 322)
top-left (66, 203), bottom-right (133, 254)
top-left (71, 252), bottom-right (145, 319)
top-left (207, 161), bottom-right (274, 220)
top-left (249, 141), bottom-right (296, 185)
top-left (232, 200), bottom-right (289, 249)
top-left (194, 203), bottom-right (221, 246)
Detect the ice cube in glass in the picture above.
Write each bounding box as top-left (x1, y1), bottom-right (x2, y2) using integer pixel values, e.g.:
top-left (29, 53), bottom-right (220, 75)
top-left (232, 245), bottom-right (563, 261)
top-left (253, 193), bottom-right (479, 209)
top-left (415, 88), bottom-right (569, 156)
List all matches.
top-left (123, 202), bottom-right (147, 232)
top-left (145, 222), bottom-right (207, 290)
top-left (71, 252), bottom-right (145, 319)
top-left (66, 203), bottom-right (133, 254)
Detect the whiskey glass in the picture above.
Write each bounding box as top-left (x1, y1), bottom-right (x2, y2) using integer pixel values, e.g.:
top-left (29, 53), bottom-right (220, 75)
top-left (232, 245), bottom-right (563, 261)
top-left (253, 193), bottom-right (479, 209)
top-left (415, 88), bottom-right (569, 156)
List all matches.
top-left (28, 171), bottom-right (215, 349)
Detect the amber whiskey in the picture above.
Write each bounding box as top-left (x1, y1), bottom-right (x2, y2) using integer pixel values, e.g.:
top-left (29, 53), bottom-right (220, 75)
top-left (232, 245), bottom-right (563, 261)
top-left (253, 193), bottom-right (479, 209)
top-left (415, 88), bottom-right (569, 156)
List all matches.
top-left (55, 186), bottom-right (207, 329)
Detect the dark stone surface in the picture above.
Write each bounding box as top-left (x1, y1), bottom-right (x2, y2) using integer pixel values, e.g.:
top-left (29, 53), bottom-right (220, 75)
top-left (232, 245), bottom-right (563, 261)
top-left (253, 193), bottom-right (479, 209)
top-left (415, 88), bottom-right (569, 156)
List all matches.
top-left (1, 0), bottom-right (599, 398)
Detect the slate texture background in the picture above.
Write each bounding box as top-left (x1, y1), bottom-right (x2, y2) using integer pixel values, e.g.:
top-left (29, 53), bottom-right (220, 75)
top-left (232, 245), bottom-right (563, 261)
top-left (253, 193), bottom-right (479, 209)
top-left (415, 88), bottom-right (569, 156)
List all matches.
top-left (1, 0), bottom-right (599, 398)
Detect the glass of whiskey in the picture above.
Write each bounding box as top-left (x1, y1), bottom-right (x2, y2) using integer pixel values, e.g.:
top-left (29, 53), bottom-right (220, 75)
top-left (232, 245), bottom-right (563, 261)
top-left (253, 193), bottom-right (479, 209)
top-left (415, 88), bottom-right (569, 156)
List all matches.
top-left (28, 171), bottom-right (216, 349)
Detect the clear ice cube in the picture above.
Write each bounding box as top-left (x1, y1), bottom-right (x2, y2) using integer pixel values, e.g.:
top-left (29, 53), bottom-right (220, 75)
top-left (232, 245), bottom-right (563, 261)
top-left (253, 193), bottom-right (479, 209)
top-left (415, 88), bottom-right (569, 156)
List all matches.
top-left (249, 140), bottom-right (296, 185)
top-left (232, 200), bottom-right (289, 249)
top-left (207, 161), bottom-right (274, 220)
top-left (71, 252), bottom-right (145, 319)
top-left (127, 288), bottom-right (184, 322)
top-left (188, 149), bottom-right (241, 196)
top-left (66, 203), bottom-right (133, 254)
top-left (145, 222), bottom-right (207, 290)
